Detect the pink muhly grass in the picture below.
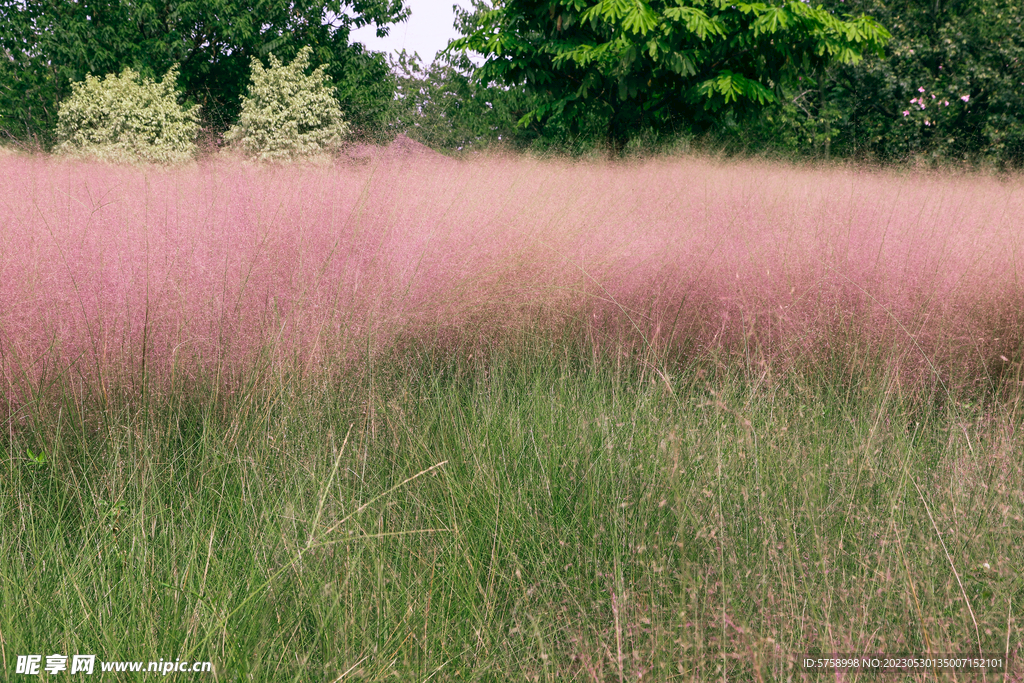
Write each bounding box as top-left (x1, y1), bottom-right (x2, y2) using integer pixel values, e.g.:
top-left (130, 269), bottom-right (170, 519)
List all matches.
top-left (1, 152), bottom-right (1022, 408)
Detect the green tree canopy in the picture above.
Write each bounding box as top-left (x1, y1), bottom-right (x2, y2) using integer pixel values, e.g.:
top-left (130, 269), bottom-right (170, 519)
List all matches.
top-left (0, 0), bottom-right (408, 146)
top-left (447, 0), bottom-right (890, 148)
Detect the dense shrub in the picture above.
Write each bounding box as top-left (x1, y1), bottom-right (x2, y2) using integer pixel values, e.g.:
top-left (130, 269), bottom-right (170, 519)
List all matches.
top-left (54, 66), bottom-right (200, 163)
top-left (730, 0), bottom-right (1024, 166)
top-left (226, 47), bottom-right (349, 161)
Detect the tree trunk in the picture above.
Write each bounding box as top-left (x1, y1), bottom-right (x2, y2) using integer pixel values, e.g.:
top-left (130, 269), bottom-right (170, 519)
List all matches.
top-left (606, 99), bottom-right (631, 158)
top-left (820, 67), bottom-right (831, 161)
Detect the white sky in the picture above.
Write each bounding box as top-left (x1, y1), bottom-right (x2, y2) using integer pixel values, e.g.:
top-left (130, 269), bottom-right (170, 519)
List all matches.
top-left (349, 0), bottom-right (477, 64)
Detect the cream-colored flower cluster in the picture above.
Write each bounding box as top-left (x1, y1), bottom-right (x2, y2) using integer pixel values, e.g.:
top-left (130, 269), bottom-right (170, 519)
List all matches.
top-left (55, 66), bottom-right (200, 164)
top-left (225, 46), bottom-right (349, 161)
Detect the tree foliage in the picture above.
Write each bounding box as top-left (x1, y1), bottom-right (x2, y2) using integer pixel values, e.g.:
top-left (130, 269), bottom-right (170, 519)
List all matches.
top-left (447, 0), bottom-right (890, 147)
top-left (826, 0), bottom-right (1023, 164)
top-left (55, 65), bottom-right (200, 163)
top-left (0, 0), bottom-right (407, 146)
top-left (390, 50), bottom-right (537, 151)
top-left (226, 47), bottom-right (349, 160)
top-left (691, 0), bottom-right (1023, 164)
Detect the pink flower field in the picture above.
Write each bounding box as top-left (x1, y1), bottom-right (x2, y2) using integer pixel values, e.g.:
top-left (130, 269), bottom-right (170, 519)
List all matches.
top-left (2, 152), bottom-right (1022, 405)
top-left (4, 151), bottom-right (1024, 682)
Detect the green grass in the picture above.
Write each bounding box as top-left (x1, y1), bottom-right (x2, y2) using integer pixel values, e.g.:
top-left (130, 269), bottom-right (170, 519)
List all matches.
top-left (3, 337), bottom-right (1022, 681)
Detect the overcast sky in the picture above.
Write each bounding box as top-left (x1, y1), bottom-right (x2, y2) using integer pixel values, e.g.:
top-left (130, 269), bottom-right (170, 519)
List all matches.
top-left (349, 0), bottom-right (477, 64)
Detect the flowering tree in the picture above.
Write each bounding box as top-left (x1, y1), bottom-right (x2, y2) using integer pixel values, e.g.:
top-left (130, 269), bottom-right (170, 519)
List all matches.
top-left (812, 0), bottom-right (1024, 164)
top-left (902, 89), bottom-right (971, 129)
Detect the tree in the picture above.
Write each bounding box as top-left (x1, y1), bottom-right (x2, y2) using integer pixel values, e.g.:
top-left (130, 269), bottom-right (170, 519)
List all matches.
top-left (820, 0), bottom-right (1023, 164)
top-left (0, 1), bottom-right (57, 146)
top-left (0, 0), bottom-right (408, 146)
top-left (390, 50), bottom-right (537, 151)
top-left (685, 0), bottom-right (1022, 165)
top-left (447, 0), bottom-right (890, 149)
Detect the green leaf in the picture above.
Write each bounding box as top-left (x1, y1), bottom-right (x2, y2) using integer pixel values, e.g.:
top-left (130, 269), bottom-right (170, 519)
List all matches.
top-left (445, 0), bottom-right (890, 148)
top-left (622, 0), bottom-right (660, 35)
top-left (663, 6), bottom-right (726, 41)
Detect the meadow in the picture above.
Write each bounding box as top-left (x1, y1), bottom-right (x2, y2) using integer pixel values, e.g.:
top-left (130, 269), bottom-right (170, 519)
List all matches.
top-left (1, 148), bottom-right (1023, 681)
